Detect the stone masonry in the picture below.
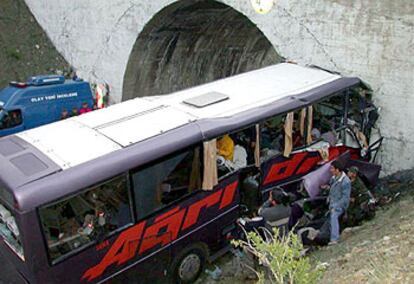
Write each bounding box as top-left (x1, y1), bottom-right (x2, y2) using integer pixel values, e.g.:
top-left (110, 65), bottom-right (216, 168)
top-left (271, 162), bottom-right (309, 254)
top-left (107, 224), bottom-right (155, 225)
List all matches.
top-left (23, 0), bottom-right (414, 175)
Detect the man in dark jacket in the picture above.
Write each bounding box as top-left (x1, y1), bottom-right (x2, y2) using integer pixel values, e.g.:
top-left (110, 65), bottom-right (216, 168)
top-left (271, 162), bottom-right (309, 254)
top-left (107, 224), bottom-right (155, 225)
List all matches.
top-left (346, 166), bottom-right (375, 226)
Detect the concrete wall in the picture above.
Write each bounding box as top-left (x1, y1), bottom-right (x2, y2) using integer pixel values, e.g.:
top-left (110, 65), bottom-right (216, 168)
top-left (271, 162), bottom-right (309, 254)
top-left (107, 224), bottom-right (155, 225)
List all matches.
top-left (24, 0), bottom-right (414, 175)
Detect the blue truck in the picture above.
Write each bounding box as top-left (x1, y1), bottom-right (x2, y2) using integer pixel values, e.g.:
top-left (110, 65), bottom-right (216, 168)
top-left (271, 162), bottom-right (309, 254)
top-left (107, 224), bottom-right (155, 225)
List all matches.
top-left (0, 75), bottom-right (94, 136)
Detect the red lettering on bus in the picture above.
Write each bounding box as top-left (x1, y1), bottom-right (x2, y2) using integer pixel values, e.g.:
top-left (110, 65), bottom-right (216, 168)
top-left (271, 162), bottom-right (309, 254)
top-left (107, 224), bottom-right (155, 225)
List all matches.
top-left (82, 222), bottom-right (146, 282)
top-left (181, 190), bottom-right (223, 230)
top-left (219, 181), bottom-right (238, 209)
top-left (82, 181), bottom-right (239, 282)
top-left (296, 156), bottom-right (320, 175)
top-left (263, 153), bottom-right (306, 185)
top-left (139, 208), bottom-right (186, 254)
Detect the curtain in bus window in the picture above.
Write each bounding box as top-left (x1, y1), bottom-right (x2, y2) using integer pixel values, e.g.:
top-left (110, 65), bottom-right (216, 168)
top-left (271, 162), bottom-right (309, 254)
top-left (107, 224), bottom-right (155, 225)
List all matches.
top-left (133, 152), bottom-right (188, 219)
top-left (306, 106), bottom-right (313, 144)
top-left (283, 112), bottom-right (294, 157)
top-left (299, 108), bottom-right (306, 137)
top-left (202, 139), bottom-right (218, 191)
top-left (254, 124), bottom-right (260, 167)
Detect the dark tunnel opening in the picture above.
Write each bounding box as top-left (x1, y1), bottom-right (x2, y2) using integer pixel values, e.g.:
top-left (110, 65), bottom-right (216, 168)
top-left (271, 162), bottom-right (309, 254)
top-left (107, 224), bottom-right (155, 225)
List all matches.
top-left (122, 0), bottom-right (283, 101)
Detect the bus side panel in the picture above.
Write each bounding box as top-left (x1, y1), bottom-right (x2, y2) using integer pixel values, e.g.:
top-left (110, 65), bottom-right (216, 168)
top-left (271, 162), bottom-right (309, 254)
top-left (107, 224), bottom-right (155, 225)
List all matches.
top-left (31, 174), bottom-right (240, 284)
top-left (108, 175), bottom-right (240, 284)
top-left (260, 146), bottom-right (361, 191)
top-left (20, 211), bottom-right (49, 283)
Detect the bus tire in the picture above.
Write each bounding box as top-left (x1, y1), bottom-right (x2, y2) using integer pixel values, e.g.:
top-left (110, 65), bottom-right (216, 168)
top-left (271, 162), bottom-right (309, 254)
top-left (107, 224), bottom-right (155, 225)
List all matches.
top-left (170, 243), bottom-right (208, 284)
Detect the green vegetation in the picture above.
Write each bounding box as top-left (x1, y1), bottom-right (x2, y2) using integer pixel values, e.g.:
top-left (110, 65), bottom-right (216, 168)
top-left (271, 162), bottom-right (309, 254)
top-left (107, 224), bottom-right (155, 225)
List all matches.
top-left (232, 228), bottom-right (325, 284)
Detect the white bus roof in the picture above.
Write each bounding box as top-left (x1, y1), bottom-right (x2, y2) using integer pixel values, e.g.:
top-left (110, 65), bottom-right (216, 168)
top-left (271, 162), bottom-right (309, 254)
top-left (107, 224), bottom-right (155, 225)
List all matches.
top-left (17, 63), bottom-right (341, 170)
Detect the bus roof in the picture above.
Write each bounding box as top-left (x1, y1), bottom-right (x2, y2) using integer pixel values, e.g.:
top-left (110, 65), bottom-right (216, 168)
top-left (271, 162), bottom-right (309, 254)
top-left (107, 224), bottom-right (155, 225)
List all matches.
top-left (0, 63), bottom-right (360, 211)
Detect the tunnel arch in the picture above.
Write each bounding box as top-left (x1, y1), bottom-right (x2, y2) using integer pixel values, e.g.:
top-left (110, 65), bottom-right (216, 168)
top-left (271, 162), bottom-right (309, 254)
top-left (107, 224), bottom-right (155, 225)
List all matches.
top-left (122, 0), bottom-right (283, 101)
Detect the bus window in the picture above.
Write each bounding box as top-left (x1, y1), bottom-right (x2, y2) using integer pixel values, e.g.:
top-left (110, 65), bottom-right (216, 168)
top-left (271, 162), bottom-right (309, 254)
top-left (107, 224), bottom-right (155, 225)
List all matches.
top-left (347, 88), bottom-right (364, 126)
top-left (291, 109), bottom-right (306, 149)
top-left (131, 147), bottom-right (201, 220)
top-left (0, 202), bottom-right (24, 260)
top-left (259, 113), bottom-right (284, 160)
top-left (312, 93), bottom-right (345, 146)
top-left (216, 126), bottom-right (255, 178)
top-left (39, 175), bottom-right (133, 263)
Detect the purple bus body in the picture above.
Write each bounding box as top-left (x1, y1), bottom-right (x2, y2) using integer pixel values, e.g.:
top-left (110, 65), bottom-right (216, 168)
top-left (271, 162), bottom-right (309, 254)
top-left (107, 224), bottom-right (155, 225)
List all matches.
top-left (0, 77), bottom-right (362, 283)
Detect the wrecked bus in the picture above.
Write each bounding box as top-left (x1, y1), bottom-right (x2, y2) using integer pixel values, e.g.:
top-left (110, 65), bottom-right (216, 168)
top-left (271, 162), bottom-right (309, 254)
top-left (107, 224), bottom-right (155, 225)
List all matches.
top-left (0, 63), bottom-right (382, 283)
top-left (0, 75), bottom-right (94, 137)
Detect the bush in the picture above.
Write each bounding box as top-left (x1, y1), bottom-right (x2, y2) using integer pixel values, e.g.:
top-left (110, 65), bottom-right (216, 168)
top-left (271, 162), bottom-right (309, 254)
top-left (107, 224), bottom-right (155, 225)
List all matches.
top-left (232, 227), bottom-right (324, 284)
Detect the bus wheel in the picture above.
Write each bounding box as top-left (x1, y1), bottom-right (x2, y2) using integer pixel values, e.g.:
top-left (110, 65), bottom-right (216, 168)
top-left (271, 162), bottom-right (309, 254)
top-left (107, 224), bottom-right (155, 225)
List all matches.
top-left (170, 243), bottom-right (208, 283)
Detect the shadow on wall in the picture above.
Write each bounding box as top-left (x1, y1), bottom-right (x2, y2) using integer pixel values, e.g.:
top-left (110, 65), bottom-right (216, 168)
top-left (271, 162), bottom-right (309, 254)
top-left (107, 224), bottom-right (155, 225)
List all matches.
top-left (122, 0), bottom-right (283, 101)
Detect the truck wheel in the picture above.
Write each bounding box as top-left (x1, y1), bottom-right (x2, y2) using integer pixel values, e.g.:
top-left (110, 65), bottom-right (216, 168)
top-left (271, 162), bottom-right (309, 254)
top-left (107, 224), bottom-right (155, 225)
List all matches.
top-left (170, 243), bottom-right (208, 284)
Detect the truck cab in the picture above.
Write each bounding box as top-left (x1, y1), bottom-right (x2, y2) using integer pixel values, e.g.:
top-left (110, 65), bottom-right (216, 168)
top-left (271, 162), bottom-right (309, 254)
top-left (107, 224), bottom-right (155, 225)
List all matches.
top-left (0, 75), bottom-right (94, 137)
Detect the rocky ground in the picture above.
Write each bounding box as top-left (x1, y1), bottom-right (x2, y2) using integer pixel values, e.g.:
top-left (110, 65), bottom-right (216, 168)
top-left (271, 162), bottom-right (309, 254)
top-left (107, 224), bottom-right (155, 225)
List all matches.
top-left (199, 169), bottom-right (414, 283)
top-left (0, 0), bottom-right (70, 88)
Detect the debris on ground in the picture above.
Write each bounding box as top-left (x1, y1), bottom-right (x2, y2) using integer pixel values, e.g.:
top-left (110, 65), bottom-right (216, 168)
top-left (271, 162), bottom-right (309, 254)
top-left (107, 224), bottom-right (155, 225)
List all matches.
top-left (199, 169), bottom-right (414, 283)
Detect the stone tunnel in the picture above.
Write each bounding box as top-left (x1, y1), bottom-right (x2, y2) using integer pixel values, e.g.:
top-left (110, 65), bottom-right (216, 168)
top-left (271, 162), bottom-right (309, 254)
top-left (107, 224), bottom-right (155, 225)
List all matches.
top-left (23, 0), bottom-right (414, 174)
top-left (123, 0), bottom-right (282, 100)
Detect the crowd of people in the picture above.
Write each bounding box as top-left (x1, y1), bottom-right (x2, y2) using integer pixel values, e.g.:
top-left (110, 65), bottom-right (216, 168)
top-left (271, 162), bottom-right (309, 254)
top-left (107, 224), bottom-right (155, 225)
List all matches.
top-left (60, 102), bottom-right (93, 120)
top-left (257, 160), bottom-right (375, 246)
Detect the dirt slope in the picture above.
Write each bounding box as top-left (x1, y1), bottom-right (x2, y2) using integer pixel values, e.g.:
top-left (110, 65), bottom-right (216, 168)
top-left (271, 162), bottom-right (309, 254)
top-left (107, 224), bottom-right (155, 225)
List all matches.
top-left (313, 186), bottom-right (414, 283)
top-left (0, 0), bottom-right (70, 88)
top-left (199, 174), bottom-right (414, 284)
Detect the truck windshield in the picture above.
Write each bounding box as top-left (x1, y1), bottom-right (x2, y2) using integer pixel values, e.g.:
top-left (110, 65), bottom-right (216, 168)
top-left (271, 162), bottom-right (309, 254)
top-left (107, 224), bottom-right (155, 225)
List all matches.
top-left (0, 200), bottom-right (24, 261)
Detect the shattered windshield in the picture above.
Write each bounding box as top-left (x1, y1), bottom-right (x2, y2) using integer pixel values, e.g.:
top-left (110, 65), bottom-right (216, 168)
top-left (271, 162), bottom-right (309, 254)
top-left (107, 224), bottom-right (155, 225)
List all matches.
top-left (0, 200), bottom-right (24, 261)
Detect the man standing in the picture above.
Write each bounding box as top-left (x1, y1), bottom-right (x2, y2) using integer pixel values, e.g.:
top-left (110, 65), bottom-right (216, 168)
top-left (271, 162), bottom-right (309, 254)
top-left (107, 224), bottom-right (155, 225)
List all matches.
top-left (325, 160), bottom-right (351, 245)
top-left (346, 166), bottom-right (375, 226)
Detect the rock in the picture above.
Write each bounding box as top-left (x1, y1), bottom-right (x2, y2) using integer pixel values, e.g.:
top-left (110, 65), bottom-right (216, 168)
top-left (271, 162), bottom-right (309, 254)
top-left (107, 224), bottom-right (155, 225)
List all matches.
top-left (35, 44), bottom-right (40, 49)
top-left (351, 247), bottom-right (364, 254)
top-left (358, 240), bottom-right (371, 247)
top-left (317, 262), bottom-right (330, 269)
top-left (383, 236), bottom-right (391, 241)
top-left (205, 265), bottom-right (222, 281)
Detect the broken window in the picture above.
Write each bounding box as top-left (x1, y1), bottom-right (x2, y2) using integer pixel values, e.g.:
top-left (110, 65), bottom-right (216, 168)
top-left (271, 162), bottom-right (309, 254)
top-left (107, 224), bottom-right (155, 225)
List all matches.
top-left (216, 126), bottom-right (256, 178)
top-left (39, 175), bottom-right (133, 263)
top-left (312, 93), bottom-right (346, 146)
top-left (0, 201), bottom-right (24, 261)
